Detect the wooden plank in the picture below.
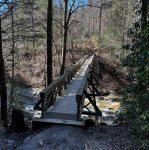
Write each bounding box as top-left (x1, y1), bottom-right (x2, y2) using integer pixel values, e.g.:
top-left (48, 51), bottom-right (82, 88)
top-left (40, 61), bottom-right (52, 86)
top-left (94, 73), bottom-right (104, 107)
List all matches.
top-left (33, 118), bottom-right (85, 126)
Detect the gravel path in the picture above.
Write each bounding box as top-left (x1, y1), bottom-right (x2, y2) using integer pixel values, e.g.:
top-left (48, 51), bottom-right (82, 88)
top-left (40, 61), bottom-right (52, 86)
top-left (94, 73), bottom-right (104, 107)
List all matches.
top-left (13, 125), bottom-right (138, 150)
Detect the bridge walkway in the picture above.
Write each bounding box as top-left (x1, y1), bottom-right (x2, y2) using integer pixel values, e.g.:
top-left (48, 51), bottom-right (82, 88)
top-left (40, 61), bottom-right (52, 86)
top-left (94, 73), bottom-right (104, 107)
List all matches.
top-left (33, 55), bottom-right (101, 127)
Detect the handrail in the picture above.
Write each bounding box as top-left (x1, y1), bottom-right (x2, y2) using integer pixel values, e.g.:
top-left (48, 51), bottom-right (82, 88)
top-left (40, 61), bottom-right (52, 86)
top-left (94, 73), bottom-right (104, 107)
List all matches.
top-left (76, 67), bottom-right (90, 120)
top-left (40, 55), bottom-right (88, 96)
top-left (76, 54), bottom-right (97, 120)
top-left (34, 55), bottom-right (88, 117)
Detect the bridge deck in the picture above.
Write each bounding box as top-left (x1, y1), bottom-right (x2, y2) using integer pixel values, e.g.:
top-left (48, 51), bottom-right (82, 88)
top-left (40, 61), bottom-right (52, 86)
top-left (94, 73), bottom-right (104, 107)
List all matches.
top-left (33, 56), bottom-right (93, 126)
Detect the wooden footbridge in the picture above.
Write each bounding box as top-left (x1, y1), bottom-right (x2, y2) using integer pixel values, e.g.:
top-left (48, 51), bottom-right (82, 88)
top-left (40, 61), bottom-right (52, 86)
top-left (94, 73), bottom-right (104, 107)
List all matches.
top-left (33, 54), bottom-right (102, 128)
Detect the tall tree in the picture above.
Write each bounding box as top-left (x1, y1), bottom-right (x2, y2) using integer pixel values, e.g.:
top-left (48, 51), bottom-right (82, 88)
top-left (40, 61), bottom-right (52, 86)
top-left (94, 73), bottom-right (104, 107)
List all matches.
top-left (141, 0), bottom-right (147, 29)
top-left (98, 0), bottom-right (102, 38)
top-left (47, 0), bottom-right (53, 85)
top-left (10, 5), bottom-right (15, 98)
top-left (60, 0), bottom-right (68, 75)
top-left (0, 17), bottom-right (7, 125)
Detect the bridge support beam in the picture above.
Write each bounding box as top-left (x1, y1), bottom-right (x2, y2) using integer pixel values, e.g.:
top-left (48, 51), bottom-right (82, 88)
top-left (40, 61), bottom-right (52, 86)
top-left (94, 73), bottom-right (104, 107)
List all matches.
top-left (83, 89), bottom-right (102, 117)
top-left (81, 55), bottom-right (103, 119)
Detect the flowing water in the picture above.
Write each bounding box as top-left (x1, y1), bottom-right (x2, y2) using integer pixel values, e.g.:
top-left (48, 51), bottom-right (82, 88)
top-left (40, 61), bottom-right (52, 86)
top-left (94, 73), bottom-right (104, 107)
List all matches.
top-left (2, 87), bottom-right (121, 127)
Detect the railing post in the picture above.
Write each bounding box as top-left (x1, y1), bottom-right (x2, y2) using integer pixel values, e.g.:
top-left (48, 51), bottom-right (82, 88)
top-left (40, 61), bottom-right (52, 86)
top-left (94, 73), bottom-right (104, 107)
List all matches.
top-left (40, 93), bottom-right (45, 118)
top-left (58, 84), bottom-right (62, 96)
top-left (63, 72), bottom-right (67, 89)
top-left (76, 95), bottom-right (83, 121)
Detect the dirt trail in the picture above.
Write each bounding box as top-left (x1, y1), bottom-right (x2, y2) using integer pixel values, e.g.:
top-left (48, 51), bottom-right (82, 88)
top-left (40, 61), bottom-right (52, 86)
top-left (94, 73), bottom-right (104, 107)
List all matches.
top-left (16, 125), bottom-right (137, 150)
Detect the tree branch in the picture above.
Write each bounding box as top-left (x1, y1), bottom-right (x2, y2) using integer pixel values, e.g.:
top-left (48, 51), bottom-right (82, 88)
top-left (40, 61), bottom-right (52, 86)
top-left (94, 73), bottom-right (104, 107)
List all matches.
top-left (52, 18), bottom-right (64, 28)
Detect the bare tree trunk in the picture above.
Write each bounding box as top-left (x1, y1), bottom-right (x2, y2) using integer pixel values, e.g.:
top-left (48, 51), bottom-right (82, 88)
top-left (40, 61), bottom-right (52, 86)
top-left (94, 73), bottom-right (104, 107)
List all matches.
top-left (60, 0), bottom-right (68, 75)
top-left (53, 38), bottom-right (60, 66)
top-left (80, 0), bottom-right (84, 43)
top-left (31, 0), bottom-right (35, 48)
top-left (92, 17), bottom-right (95, 36)
top-left (31, 0), bottom-right (36, 62)
top-left (70, 32), bottom-right (74, 50)
top-left (0, 17), bottom-right (7, 125)
top-left (141, 0), bottom-right (147, 29)
top-left (126, 2), bottom-right (130, 45)
top-left (47, 0), bottom-right (53, 85)
top-left (122, 0), bottom-right (126, 46)
top-left (88, 5), bottom-right (91, 38)
top-left (99, 0), bottom-right (103, 38)
top-left (10, 7), bottom-right (15, 99)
